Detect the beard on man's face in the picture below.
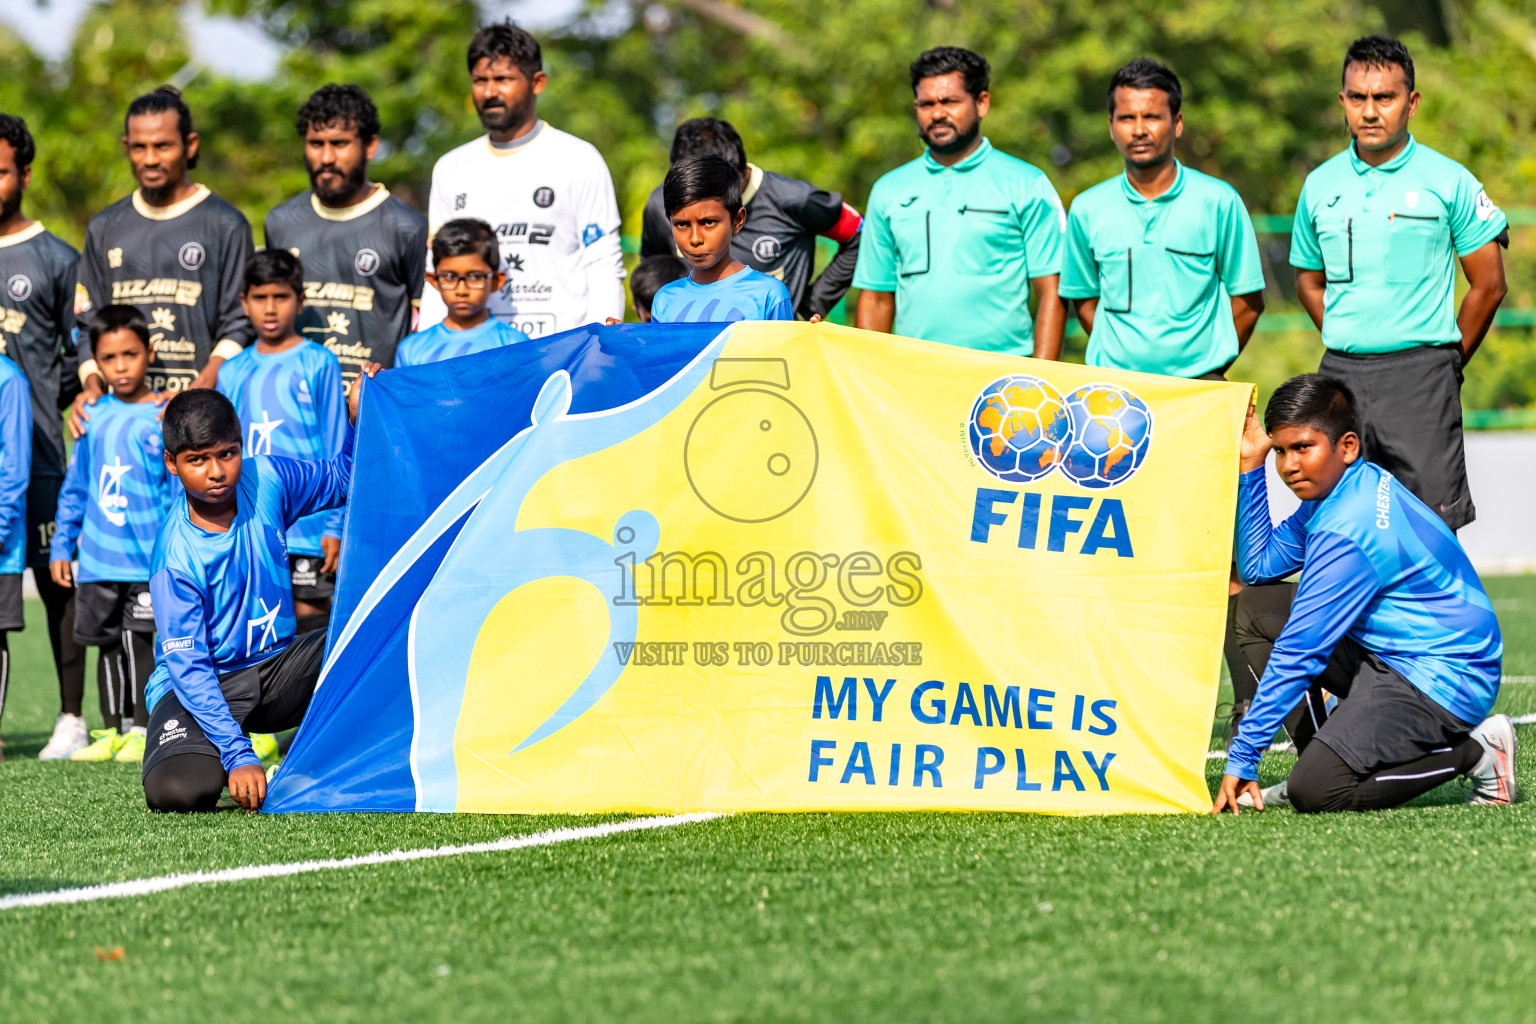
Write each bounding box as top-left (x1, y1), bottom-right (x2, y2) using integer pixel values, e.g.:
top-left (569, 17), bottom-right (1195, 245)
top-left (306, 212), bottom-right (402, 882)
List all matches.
top-left (476, 96), bottom-right (530, 133)
top-left (308, 158), bottom-right (368, 204)
top-left (0, 187), bottom-right (21, 224)
top-left (919, 116), bottom-right (980, 156)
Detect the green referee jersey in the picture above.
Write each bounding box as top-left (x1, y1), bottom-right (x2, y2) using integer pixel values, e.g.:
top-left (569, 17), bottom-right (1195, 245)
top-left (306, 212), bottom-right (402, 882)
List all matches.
top-left (1290, 135), bottom-right (1507, 354)
top-left (1060, 162), bottom-right (1264, 378)
top-left (852, 138), bottom-right (1065, 354)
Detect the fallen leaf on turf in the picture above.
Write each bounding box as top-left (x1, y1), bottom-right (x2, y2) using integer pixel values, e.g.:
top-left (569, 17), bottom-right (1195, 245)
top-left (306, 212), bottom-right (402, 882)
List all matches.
top-left (95, 946), bottom-right (124, 961)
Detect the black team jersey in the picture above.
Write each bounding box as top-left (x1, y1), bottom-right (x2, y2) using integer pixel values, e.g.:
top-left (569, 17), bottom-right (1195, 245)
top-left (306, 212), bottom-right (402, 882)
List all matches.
top-left (641, 164), bottom-right (863, 319)
top-left (0, 223), bottom-right (78, 479)
top-left (263, 186), bottom-right (428, 385)
top-left (75, 185), bottom-right (254, 393)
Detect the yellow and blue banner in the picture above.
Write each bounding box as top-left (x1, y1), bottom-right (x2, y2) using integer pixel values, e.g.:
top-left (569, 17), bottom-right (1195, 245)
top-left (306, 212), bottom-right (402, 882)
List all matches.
top-left (266, 321), bottom-right (1250, 815)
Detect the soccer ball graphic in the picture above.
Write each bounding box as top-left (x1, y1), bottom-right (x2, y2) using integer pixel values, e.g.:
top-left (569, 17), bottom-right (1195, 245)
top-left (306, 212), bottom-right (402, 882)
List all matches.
top-left (967, 375), bottom-right (1074, 484)
top-left (1059, 383), bottom-right (1153, 489)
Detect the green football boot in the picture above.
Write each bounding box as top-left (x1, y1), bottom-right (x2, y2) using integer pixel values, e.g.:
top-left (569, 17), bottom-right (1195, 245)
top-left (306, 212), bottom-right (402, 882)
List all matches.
top-left (70, 729), bottom-right (124, 761)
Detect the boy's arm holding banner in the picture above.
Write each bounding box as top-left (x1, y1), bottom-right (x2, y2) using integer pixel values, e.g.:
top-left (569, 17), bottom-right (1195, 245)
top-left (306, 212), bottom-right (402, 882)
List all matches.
top-left (48, 439), bottom-right (90, 585)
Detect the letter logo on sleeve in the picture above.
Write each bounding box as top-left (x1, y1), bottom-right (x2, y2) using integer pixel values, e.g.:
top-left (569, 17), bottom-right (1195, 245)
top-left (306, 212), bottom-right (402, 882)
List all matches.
top-left (161, 637), bottom-right (194, 654)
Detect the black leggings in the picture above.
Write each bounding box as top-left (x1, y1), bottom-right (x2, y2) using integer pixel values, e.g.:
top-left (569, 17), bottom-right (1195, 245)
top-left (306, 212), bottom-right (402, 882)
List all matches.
top-left (142, 753), bottom-right (225, 813)
top-left (96, 631), bottom-right (154, 732)
top-left (34, 572), bottom-right (86, 717)
top-left (1288, 737), bottom-right (1482, 813)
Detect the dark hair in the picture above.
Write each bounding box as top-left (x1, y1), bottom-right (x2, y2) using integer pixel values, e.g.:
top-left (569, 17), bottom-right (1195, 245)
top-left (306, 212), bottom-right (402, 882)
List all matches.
top-left (88, 304), bottom-right (150, 354)
top-left (662, 155), bottom-right (743, 218)
top-left (909, 46), bottom-right (989, 99)
top-left (0, 115), bottom-right (35, 170)
top-left (296, 83), bottom-right (380, 142)
top-left (243, 248), bottom-right (304, 295)
top-left (1107, 57), bottom-right (1182, 116)
top-left (467, 20), bottom-right (541, 78)
top-left (1344, 35), bottom-right (1414, 92)
top-left (163, 388), bottom-right (242, 457)
top-left (669, 118), bottom-right (747, 173)
top-left (431, 218), bottom-right (500, 269)
top-left (125, 86), bottom-right (196, 169)
top-left (1264, 374), bottom-right (1361, 445)
top-left (629, 255), bottom-right (689, 314)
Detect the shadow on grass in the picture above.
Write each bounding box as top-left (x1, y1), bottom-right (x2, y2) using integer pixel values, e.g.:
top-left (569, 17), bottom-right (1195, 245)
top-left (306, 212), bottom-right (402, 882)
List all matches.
top-left (1, 731), bottom-right (50, 759)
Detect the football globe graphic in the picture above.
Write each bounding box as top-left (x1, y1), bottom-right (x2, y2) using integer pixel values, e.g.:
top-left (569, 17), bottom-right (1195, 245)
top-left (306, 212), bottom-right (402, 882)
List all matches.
top-left (967, 375), bottom-right (1074, 484)
top-left (1059, 383), bottom-right (1153, 489)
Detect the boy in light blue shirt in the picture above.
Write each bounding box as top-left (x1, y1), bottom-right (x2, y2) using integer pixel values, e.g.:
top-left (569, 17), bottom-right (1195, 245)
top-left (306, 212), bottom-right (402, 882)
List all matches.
top-left (396, 219), bottom-right (528, 367)
top-left (49, 306), bottom-right (176, 763)
top-left (649, 156), bottom-right (794, 325)
top-left (0, 346), bottom-right (28, 760)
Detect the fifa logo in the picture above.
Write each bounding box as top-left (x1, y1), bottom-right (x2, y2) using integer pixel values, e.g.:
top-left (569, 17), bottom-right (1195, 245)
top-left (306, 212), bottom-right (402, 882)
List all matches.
top-left (98, 456), bottom-right (131, 527)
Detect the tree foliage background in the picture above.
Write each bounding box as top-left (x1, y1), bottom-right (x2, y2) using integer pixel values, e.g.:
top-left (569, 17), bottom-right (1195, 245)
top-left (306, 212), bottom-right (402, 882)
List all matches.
top-left (3, 0), bottom-right (1536, 410)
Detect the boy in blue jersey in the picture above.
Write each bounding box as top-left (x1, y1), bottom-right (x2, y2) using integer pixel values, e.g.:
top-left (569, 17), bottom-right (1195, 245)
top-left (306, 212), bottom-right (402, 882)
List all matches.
top-left (217, 249), bottom-right (348, 635)
top-left (1214, 375), bottom-right (1513, 815)
top-left (142, 372), bottom-right (370, 813)
top-left (48, 307), bottom-right (176, 762)
top-left (0, 345), bottom-right (30, 761)
top-left (395, 219), bottom-right (527, 367)
top-left (649, 156), bottom-right (795, 324)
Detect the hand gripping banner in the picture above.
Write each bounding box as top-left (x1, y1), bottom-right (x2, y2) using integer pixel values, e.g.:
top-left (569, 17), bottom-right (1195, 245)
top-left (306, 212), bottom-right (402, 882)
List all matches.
top-left (265, 321), bottom-right (1250, 814)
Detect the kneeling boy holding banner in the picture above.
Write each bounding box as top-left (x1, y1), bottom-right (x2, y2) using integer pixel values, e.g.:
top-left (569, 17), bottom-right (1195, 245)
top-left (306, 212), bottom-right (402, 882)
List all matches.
top-left (141, 368), bottom-right (374, 813)
top-left (1214, 374), bottom-right (1513, 814)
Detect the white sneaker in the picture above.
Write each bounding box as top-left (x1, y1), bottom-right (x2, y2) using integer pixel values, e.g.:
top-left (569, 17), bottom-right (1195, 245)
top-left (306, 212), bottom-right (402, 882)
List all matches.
top-left (1467, 714), bottom-right (1517, 805)
top-left (38, 713), bottom-right (90, 760)
top-left (1236, 779), bottom-right (1290, 809)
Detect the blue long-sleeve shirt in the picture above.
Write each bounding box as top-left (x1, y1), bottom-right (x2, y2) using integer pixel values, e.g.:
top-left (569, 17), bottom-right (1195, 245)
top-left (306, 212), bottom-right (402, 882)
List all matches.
top-left (0, 356), bottom-right (31, 575)
top-left (216, 341), bottom-right (349, 556)
top-left (145, 429), bottom-right (354, 771)
top-left (1227, 460), bottom-right (1502, 780)
top-left (49, 396), bottom-right (176, 582)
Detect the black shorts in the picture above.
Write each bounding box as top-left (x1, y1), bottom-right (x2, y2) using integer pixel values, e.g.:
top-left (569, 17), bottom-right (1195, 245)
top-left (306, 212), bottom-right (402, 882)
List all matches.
top-left (0, 572), bottom-right (22, 631)
top-left (24, 473), bottom-right (61, 570)
top-left (1318, 344), bottom-right (1472, 530)
top-left (73, 580), bottom-right (155, 646)
top-left (1312, 637), bottom-right (1476, 776)
top-left (142, 628), bottom-right (327, 777)
top-left (290, 554), bottom-right (335, 601)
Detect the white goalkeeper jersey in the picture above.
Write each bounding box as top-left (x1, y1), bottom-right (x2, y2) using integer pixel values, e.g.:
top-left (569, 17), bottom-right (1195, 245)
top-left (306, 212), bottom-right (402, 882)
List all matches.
top-left (421, 121), bottom-right (625, 337)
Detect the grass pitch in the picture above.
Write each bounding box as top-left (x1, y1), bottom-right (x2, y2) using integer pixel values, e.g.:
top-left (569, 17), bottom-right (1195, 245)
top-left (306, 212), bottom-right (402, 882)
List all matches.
top-left (1, 578), bottom-right (1534, 1023)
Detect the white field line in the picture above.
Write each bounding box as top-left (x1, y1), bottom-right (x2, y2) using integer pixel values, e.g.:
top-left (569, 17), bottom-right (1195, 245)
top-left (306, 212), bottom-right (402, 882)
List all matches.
top-left (0, 812), bottom-right (720, 912)
top-left (1206, 712), bottom-right (1536, 759)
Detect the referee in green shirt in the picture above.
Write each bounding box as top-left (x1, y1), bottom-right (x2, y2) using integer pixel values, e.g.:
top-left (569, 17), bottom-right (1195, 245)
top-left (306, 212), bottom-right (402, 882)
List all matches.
top-left (854, 47), bottom-right (1067, 358)
top-left (1292, 35), bottom-right (1508, 531)
top-left (1061, 59), bottom-right (1266, 380)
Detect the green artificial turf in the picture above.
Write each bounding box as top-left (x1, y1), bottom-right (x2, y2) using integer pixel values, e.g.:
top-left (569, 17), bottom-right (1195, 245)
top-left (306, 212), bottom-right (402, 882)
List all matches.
top-left (1, 578), bottom-right (1534, 1024)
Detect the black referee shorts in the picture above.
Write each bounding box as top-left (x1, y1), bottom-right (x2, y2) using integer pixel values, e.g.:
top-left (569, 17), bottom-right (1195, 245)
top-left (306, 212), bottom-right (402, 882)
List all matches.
top-left (142, 628), bottom-right (326, 777)
top-left (1318, 344), bottom-right (1473, 530)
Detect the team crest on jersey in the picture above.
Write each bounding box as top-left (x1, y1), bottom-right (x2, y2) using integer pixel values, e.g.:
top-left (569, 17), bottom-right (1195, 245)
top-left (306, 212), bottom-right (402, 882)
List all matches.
top-left (1475, 190), bottom-right (1498, 222)
top-left (455, 193), bottom-right (467, 211)
top-left (533, 187), bottom-right (555, 208)
top-left (107, 247), bottom-right (123, 269)
top-left (353, 248), bottom-right (380, 276)
top-left (752, 236), bottom-right (782, 262)
top-left (98, 456), bottom-right (132, 527)
top-left (582, 223), bottom-right (603, 246)
top-left (6, 274), bottom-right (30, 301)
top-left (178, 241), bottom-right (206, 271)
top-left (296, 378), bottom-right (313, 404)
top-left (1405, 191), bottom-right (1420, 209)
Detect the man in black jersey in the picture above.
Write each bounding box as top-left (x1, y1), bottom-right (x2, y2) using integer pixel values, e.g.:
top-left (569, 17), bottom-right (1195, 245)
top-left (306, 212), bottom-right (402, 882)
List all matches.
top-left (265, 84), bottom-right (428, 389)
top-left (71, 87), bottom-right (253, 432)
top-left (639, 118), bottom-right (862, 320)
top-left (0, 115), bottom-right (89, 758)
